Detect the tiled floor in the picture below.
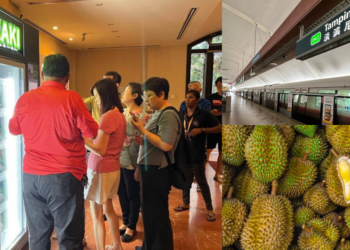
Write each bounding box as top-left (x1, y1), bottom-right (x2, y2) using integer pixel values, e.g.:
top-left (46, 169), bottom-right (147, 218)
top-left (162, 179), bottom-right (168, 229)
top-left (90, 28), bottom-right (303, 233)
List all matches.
top-left (50, 151), bottom-right (222, 250)
top-left (223, 94), bottom-right (304, 125)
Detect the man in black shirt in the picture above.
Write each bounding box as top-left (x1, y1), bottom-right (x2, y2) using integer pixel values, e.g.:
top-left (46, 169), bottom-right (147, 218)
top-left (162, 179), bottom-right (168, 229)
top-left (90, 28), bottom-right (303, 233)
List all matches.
top-left (206, 77), bottom-right (223, 183)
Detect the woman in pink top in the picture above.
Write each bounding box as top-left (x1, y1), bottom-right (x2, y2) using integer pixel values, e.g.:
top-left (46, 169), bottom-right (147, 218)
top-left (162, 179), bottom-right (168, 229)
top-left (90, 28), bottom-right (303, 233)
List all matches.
top-left (84, 78), bottom-right (126, 250)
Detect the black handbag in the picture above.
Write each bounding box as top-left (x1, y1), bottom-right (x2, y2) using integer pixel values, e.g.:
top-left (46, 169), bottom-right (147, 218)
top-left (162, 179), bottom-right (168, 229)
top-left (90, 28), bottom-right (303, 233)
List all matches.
top-left (157, 107), bottom-right (188, 190)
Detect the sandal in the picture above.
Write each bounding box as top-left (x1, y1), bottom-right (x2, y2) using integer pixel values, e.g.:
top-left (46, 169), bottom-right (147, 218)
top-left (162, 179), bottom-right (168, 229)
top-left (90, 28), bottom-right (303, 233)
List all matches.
top-left (174, 205), bottom-right (190, 212)
top-left (207, 213), bottom-right (216, 222)
top-left (213, 176), bottom-right (222, 183)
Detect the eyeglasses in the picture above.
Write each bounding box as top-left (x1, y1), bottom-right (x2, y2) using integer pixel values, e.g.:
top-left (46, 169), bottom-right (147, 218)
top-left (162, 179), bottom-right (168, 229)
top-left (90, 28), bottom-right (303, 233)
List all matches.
top-left (141, 94), bottom-right (154, 100)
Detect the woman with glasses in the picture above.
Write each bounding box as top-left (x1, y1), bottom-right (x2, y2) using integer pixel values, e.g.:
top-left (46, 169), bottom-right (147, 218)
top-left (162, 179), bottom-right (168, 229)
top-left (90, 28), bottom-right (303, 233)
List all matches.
top-left (131, 77), bottom-right (181, 250)
top-left (84, 78), bottom-right (126, 250)
top-left (118, 82), bottom-right (150, 242)
top-left (174, 90), bottom-right (221, 222)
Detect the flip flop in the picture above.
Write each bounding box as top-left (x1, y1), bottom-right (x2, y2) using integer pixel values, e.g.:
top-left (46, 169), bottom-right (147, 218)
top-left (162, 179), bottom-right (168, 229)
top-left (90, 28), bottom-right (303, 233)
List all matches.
top-left (207, 213), bottom-right (216, 222)
top-left (213, 176), bottom-right (222, 183)
top-left (174, 205), bottom-right (190, 212)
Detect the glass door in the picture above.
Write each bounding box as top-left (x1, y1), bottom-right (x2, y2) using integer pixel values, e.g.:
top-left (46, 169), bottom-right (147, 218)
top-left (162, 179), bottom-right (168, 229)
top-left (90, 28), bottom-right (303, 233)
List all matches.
top-left (0, 57), bottom-right (27, 250)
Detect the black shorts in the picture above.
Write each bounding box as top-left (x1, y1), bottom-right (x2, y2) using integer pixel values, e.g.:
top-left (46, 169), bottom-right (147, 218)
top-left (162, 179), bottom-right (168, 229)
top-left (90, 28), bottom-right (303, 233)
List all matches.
top-left (206, 132), bottom-right (222, 151)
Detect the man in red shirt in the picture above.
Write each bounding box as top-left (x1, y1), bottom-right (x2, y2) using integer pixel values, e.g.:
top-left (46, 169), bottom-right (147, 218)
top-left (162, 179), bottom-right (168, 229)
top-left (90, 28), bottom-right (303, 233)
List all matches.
top-left (9, 54), bottom-right (98, 250)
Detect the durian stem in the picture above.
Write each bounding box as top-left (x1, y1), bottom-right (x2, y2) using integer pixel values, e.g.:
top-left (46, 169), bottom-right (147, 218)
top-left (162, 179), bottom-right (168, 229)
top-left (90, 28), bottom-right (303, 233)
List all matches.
top-left (271, 180), bottom-right (278, 196)
top-left (302, 224), bottom-right (311, 234)
top-left (331, 148), bottom-right (339, 158)
top-left (227, 186), bottom-right (234, 199)
top-left (302, 152), bottom-right (309, 161)
top-left (335, 216), bottom-right (342, 224)
top-left (321, 180), bottom-right (326, 188)
top-left (341, 238), bottom-right (345, 248)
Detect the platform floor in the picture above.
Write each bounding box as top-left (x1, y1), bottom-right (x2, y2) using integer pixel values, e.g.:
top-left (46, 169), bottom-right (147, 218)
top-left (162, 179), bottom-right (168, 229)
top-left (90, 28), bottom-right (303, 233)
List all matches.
top-left (223, 94), bottom-right (304, 125)
top-left (48, 150), bottom-right (222, 250)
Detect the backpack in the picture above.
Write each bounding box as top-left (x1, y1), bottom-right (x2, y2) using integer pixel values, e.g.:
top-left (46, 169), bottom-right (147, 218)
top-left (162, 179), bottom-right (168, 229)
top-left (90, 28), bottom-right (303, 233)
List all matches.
top-left (157, 106), bottom-right (188, 190)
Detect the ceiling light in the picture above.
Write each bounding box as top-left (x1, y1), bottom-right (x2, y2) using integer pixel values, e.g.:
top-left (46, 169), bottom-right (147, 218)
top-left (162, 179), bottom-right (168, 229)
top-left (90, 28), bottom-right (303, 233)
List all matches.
top-left (53, 26), bottom-right (58, 30)
top-left (270, 62), bottom-right (278, 66)
top-left (69, 38), bottom-right (73, 41)
top-left (96, 3), bottom-right (103, 6)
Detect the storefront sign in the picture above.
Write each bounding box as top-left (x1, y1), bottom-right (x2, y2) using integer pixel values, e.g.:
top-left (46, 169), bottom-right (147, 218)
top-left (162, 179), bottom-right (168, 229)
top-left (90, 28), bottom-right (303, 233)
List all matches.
top-left (323, 96), bottom-right (334, 124)
top-left (288, 94), bottom-right (293, 111)
top-left (297, 6), bottom-right (350, 60)
top-left (0, 9), bottom-right (23, 55)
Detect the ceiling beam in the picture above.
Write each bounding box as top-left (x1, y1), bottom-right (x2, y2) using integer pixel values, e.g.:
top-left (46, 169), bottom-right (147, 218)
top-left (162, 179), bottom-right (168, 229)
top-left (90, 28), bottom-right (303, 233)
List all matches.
top-left (223, 2), bottom-right (273, 35)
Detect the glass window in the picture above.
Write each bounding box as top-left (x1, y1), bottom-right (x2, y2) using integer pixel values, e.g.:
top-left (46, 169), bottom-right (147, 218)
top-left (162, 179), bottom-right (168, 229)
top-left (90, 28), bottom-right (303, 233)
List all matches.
top-left (294, 95), bottom-right (299, 102)
top-left (211, 35), bottom-right (222, 44)
top-left (190, 53), bottom-right (206, 83)
top-left (211, 52), bottom-right (222, 93)
top-left (318, 90), bottom-right (336, 94)
top-left (191, 41), bottom-right (209, 50)
top-left (338, 90), bottom-right (350, 96)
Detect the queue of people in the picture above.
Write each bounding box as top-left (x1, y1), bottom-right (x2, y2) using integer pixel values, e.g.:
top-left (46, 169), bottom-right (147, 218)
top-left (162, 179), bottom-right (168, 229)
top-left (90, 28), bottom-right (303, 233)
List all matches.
top-left (8, 53), bottom-right (222, 250)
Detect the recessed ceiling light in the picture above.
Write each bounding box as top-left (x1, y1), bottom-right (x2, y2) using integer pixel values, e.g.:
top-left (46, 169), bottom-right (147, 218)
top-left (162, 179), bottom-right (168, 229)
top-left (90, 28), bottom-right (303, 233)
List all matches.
top-left (69, 38), bottom-right (73, 41)
top-left (108, 23), bottom-right (113, 26)
top-left (270, 62), bottom-right (277, 66)
top-left (96, 3), bottom-right (103, 6)
top-left (53, 26), bottom-right (58, 30)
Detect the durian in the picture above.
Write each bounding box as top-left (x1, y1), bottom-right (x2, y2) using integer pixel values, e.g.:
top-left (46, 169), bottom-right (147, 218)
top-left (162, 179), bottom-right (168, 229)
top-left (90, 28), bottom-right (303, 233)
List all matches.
top-left (240, 180), bottom-right (294, 250)
top-left (304, 181), bottom-right (337, 215)
top-left (245, 125), bottom-right (288, 184)
top-left (294, 125), bottom-right (317, 137)
top-left (294, 206), bottom-right (316, 227)
top-left (298, 218), bottom-right (340, 250)
top-left (222, 163), bottom-right (235, 198)
top-left (277, 152), bottom-right (317, 199)
top-left (277, 125), bottom-right (295, 149)
top-left (326, 126), bottom-right (350, 155)
top-left (319, 152), bottom-right (335, 181)
top-left (326, 149), bottom-right (350, 207)
top-left (324, 212), bottom-right (350, 238)
top-left (344, 207), bottom-right (350, 234)
top-left (233, 167), bottom-right (269, 207)
top-left (222, 187), bottom-right (247, 247)
top-left (223, 125), bottom-right (252, 166)
top-left (291, 131), bottom-right (328, 166)
top-left (336, 238), bottom-right (350, 250)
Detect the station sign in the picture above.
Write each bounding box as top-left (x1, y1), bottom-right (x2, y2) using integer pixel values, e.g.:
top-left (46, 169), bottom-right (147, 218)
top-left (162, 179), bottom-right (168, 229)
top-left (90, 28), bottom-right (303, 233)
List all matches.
top-left (252, 51), bottom-right (260, 65)
top-left (301, 88), bottom-right (309, 93)
top-left (295, 88), bottom-right (301, 92)
top-left (0, 9), bottom-right (23, 55)
top-left (297, 5), bottom-right (350, 60)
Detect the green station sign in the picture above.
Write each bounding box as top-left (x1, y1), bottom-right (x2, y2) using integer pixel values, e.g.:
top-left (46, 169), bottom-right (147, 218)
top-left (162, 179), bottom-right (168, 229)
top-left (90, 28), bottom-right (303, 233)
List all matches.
top-left (0, 10), bottom-right (23, 55)
top-left (296, 5), bottom-right (350, 60)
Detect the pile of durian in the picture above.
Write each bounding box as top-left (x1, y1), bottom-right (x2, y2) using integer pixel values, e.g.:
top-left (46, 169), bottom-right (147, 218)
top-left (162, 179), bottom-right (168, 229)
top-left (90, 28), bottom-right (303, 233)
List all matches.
top-left (222, 125), bottom-right (350, 250)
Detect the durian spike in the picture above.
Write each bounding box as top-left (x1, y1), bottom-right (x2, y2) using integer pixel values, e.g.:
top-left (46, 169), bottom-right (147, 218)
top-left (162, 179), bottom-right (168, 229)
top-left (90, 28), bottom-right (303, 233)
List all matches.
top-left (302, 224), bottom-right (311, 233)
top-left (341, 238), bottom-right (345, 248)
top-left (321, 180), bottom-right (326, 188)
top-left (302, 151), bottom-right (309, 161)
top-left (271, 180), bottom-right (278, 196)
top-left (227, 186), bottom-right (234, 199)
top-left (331, 148), bottom-right (339, 158)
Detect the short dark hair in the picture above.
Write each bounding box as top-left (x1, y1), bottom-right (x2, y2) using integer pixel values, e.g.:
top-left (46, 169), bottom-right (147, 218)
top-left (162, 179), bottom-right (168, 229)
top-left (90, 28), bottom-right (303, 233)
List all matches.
top-left (104, 71), bottom-right (122, 84)
top-left (215, 76), bottom-right (222, 86)
top-left (186, 90), bottom-right (200, 100)
top-left (42, 54), bottom-right (69, 78)
top-left (90, 78), bottom-right (124, 114)
top-left (143, 77), bottom-right (169, 100)
top-left (126, 82), bottom-right (143, 106)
